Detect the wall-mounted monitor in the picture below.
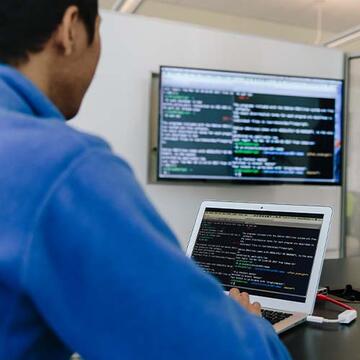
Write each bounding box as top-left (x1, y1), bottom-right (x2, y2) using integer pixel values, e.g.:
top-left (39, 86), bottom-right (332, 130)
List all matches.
top-left (157, 66), bottom-right (343, 185)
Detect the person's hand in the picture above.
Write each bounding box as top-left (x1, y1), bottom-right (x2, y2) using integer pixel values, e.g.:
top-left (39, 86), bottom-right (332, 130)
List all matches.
top-left (229, 288), bottom-right (261, 316)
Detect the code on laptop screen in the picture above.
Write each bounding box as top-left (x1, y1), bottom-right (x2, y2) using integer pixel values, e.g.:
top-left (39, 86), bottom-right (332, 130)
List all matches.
top-left (191, 208), bottom-right (324, 302)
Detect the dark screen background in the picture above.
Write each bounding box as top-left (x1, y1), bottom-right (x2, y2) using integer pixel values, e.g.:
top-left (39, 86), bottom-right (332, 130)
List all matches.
top-left (191, 209), bottom-right (324, 302)
top-left (159, 78), bottom-right (341, 184)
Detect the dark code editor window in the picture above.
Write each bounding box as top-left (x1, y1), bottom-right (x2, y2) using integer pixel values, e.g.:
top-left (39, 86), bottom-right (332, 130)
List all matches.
top-left (192, 209), bottom-right (323, 302)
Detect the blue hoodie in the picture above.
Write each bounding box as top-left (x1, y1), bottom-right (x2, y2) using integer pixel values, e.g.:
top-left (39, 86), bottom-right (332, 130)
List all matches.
top-left (0, 65), bottom-right (290, 360)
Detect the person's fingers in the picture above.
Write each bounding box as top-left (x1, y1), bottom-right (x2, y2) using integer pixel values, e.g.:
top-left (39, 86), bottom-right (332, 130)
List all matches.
top-left (240, 292), bottom-right (250, 304)
top-left (251, 302), bottom-right (262, 316)
top-left (229, 288), bottom-right (240, 297)
top-left (229, 288), bottom-right (245, 306)
top-left (253, 301), bottom-right (261, 309)
top-left (229, 289), bottom-right (262, 316)
top-left (230, 290), bottom-right (250, 309)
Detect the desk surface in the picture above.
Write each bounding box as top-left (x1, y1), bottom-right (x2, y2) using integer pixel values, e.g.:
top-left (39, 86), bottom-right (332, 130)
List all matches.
top-left (282, 257), bottom-right (360, 360)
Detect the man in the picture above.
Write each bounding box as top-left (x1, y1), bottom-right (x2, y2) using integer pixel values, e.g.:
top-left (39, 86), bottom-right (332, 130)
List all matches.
top-left (0, 1), bottom-right (290, 359)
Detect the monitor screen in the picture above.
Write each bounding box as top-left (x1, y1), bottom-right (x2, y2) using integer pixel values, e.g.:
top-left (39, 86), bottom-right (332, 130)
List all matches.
top-left (157, 66), bottom-right (343, 184)
top-left (191, 208), bottom-right (324, 303)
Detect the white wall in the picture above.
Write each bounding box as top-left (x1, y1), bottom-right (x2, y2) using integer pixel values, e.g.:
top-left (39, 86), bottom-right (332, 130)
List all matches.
top-left (73, 12), bottom-right (344, 257)
top-left (346, 58), bottom-right (360, 256)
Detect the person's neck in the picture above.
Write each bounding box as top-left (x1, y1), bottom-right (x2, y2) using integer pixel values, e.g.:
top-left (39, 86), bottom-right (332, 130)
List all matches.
top-left (16, 55), bottom-right (70, 118)
top-left (16, 56), bottom-right (52, 101)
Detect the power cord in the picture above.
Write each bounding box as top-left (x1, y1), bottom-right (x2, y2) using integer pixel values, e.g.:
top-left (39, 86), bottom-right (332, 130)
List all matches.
top-left (316, 293), bottom-right (354, 310)
top-left (306, 293), bottom-right (357, 325)
top-left (307, 310), bottom-right (357, 324)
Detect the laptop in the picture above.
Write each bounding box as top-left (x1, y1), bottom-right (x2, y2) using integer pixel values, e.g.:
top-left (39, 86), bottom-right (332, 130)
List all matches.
top-left (186, 201), bottom-right (332, 334)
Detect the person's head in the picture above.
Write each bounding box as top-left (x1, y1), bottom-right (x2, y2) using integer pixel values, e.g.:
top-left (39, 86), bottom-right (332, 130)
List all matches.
top-left (0, 0), bottom-right (100, 119)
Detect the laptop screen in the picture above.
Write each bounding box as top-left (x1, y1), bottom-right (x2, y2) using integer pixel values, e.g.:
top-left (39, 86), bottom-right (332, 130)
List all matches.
top-left (191, 208), bottom-right (324, 303)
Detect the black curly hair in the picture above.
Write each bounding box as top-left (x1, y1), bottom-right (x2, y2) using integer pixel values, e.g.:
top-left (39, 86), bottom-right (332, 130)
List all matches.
top-left (0, 0), bottom-right (98, 64)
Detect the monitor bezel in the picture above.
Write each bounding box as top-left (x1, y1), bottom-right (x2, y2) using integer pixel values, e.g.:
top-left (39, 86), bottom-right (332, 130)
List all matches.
top-left (157, 65), bottom-right (344, 186)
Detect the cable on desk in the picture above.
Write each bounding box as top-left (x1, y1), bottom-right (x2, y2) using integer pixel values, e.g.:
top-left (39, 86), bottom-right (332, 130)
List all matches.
top-left (306, 294), bottom-right (358, 325)
top-left (316, 294), bottom-right (354, 310)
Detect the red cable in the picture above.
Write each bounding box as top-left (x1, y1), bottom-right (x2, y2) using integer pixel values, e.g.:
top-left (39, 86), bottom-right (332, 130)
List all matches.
top-left (316, 293), bottom-right (354, 310)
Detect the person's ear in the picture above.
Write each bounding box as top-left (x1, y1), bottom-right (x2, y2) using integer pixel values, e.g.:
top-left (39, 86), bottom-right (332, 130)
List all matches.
top-left (54, 6), bottom-right (80, 56)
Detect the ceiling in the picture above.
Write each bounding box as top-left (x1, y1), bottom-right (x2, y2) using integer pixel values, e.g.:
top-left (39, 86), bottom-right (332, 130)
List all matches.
top-left (101, 0), bottom-right (360, 33)
top-left (148, 0), bottom-right (360, 33)
top-left (101, 0), bottom-right (116, 9)
top-left (99, 0), bottom-right (360, 47)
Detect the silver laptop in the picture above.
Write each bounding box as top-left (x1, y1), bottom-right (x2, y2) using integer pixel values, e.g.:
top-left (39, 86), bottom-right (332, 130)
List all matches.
top-left (186, 201), bottom-right (332, 334)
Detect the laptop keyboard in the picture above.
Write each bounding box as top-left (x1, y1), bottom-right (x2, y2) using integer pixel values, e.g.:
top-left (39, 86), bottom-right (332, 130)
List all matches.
top-left (261, 310), bottom-right (292, 325)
